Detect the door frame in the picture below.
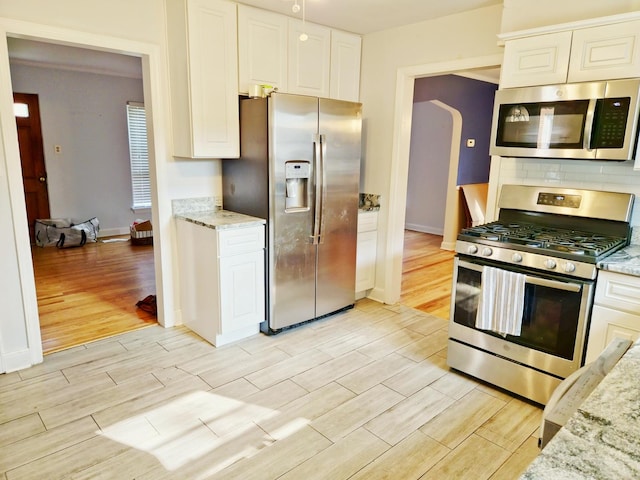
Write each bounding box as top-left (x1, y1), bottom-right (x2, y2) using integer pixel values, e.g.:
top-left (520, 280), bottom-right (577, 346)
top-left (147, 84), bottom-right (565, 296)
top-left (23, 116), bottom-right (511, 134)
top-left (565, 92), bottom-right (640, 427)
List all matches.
top-left (0, 18), bottom-right (174, 369)
top-left (380, 54), bottom-right (503, 305)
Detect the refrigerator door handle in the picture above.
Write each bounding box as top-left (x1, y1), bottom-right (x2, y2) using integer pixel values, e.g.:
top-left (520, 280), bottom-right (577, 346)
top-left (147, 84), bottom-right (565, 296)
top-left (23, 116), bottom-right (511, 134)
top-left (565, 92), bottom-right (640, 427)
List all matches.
top-left (311, 134), bottom-right (322, 244)
top-left (318, 134), bottom-right (327, 244)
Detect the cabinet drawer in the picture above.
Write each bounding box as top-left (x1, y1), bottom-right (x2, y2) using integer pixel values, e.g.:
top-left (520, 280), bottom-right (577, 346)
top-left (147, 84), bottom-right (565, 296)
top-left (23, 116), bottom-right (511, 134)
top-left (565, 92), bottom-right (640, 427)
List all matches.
top-left (358, 211), bottom-right (378, 233)
top-left (218, 225), bottom-right (265, 257)
top-left (595, 271), bottom-right (640, 314)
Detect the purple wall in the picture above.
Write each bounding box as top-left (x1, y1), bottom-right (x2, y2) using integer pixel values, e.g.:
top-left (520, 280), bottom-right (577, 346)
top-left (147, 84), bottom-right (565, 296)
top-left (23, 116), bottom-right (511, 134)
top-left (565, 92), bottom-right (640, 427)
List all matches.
top-left (413, 74), bottom-right (497, 185)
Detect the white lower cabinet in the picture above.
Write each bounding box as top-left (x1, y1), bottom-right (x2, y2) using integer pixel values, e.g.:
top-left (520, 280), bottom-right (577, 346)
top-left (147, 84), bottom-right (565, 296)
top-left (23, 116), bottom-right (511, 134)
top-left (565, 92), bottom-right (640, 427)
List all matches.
top-left (356, 211), bottom-right (378, 293)
top-left (177, 219), bottom-right (265, 346)
top-left (585, 270), bottom-right (640, 363)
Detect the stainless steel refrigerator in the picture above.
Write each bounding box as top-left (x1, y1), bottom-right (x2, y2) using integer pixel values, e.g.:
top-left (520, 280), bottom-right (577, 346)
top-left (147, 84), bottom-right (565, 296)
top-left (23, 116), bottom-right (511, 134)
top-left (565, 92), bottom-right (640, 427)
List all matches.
top-left (222, 93), bottom-right (362, 333)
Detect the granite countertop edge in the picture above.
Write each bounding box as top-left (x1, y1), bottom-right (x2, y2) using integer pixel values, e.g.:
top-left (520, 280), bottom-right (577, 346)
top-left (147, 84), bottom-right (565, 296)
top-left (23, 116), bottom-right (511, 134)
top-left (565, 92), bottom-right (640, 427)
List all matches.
top-left (175, 210), bottom-right (266, 230)
top-left (597, 244), bottom-right (640, 277)
top-left (521, 338), bottom-right (640, 478)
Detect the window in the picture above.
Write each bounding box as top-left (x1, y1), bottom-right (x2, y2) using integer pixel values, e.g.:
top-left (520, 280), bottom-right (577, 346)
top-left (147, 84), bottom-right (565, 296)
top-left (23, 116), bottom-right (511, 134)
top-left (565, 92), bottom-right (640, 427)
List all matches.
top-left (14, 102), bottom-right (29, 118)
top-left (126, 102), bottom-right (151, 209)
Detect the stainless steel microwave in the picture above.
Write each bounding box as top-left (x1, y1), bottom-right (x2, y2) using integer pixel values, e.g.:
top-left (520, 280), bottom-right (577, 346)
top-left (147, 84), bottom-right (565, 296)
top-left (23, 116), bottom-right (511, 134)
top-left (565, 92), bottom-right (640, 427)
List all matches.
top-left (489, 79), bottom-right (640, 161)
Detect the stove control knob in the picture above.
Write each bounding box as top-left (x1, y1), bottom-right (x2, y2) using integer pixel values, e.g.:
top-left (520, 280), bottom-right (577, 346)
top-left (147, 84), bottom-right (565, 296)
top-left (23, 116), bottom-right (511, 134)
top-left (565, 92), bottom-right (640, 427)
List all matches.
top-left (544, 259), bottom-right (557, 270)
top-left (512, 253), bottom-right (523, 263)
top-left (482, 247), bottom-right (493, 257)
top-left (564, 262), bottom-right (576, 273)
top-left (467, 245), bottom-right (478, 254)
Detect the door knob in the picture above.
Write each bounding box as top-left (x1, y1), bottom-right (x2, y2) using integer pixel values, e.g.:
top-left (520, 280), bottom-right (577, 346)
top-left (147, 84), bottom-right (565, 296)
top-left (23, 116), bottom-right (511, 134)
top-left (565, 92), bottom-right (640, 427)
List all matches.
top-left (39, 176), bottom-right (46, 182)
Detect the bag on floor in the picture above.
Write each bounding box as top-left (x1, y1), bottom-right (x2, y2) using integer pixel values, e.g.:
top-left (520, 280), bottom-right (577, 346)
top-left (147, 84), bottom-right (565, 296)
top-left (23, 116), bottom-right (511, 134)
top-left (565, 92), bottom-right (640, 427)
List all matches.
top-left (35, 217), bottom-right (100, 248)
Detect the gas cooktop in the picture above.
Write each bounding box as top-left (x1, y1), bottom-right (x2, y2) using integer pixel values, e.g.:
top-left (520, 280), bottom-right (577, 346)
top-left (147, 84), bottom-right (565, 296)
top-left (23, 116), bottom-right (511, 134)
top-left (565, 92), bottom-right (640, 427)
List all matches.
top-left (455, 185), bottom-right (635, 280)
top-left (458, 221), bottom-right (627, 260)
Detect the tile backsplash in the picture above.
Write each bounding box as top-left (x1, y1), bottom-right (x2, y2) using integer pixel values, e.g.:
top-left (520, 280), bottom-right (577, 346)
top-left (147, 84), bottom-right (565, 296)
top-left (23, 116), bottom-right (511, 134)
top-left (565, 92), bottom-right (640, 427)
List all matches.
top-left (495, 157), bottom-right (640, 226)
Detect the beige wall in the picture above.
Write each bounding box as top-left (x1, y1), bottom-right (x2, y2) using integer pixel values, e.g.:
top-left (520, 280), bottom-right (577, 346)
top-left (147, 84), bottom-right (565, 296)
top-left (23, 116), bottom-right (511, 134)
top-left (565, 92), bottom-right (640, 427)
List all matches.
top-left (359, 4), bottom-right (504, 302)
top-left (501, 0), bottom-right (640, 32)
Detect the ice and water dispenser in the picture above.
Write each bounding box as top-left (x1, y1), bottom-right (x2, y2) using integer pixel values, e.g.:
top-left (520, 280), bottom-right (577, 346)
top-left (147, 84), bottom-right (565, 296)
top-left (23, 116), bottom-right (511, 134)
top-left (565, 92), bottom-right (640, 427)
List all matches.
top-left (285, 161), bottom-right (310, 211)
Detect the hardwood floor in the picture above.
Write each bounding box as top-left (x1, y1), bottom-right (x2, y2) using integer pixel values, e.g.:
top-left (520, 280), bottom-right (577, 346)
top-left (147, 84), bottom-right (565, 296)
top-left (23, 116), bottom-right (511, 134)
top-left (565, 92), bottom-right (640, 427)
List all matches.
top-left (31, 238), bottom-right (157, 355)
top-left (401, 230), bottom-right (455, 320)
top-left (0, 298), bottom-right (542, 479)
top-left (32, 229), bottom-right (447, 356)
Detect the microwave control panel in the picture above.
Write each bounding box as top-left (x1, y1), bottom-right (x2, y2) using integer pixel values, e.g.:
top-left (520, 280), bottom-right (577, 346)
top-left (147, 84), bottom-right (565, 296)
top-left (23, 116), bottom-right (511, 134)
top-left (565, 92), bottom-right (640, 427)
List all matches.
top-left (592, 97), bottom-right (631, 149)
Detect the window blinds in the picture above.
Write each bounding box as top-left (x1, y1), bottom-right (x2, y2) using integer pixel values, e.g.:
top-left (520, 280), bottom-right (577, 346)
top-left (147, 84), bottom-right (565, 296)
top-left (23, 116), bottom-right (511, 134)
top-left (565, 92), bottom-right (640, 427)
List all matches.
top-left (126, 102), bottom-right (151, 209)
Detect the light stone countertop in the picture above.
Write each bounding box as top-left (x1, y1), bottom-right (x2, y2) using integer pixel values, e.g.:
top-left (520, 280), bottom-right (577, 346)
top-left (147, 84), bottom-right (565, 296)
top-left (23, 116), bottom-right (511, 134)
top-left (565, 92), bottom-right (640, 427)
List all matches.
top-left (520, 339), bottom-right (640, 479)
top-left (598, 244), bottom-right (640, 277)
top-left (174, 210), bottom-right (265, 230)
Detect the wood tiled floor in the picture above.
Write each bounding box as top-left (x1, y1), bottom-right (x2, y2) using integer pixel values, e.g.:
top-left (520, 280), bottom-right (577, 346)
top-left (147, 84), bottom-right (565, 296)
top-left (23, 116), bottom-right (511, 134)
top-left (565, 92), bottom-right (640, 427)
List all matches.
top-left (0, 299), bottom-right (542, 479)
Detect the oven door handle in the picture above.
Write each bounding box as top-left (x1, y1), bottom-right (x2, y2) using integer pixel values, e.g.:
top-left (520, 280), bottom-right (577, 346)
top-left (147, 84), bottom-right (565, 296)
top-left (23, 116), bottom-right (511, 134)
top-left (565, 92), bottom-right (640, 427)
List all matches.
top-left (458, 259), bottom-right (582, 293)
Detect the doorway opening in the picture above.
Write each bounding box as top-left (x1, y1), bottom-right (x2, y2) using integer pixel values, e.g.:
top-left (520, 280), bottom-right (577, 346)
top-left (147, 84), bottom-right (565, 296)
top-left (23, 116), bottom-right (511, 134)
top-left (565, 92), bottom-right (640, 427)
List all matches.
top-left (2, 29), bottom-right (166, 361)
top-left (384, 55), bottom-right (502, 306)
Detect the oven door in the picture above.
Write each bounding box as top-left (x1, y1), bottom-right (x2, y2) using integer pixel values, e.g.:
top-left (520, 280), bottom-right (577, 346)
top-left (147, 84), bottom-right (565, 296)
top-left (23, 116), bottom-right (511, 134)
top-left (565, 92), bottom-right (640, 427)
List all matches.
top-left (448, 256), bottom-right (594, 379)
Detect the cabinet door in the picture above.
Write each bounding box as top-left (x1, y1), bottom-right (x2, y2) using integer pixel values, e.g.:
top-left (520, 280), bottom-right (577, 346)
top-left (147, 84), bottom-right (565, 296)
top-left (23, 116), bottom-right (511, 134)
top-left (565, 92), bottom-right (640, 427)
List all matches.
top-left (185, 0), bottom-right (239, 158)
top-left (568, 20), bottom-right (640, 83)
top-left (219, 249), bottom-right (265, 333)
top-left (585, 304), bottom-right (640, 364)
top-left (356, 230), bottom-right (377, 292)
top-left (594, 270), bottom-right (640, 314)
top-left (500, 31), bottom-right (572, 88)
top-left (238, 5), bottom-right (288, 94)
top-left (330, 30), bottom-right (361, 102)
top-left (287, 19), bottom-right (331, 98)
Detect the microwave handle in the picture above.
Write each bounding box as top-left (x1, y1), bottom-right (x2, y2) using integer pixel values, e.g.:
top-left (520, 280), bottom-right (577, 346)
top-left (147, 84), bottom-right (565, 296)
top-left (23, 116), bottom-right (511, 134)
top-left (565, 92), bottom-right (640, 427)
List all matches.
top-left (458, 259), bottom-right (582, 293)
top-left (583, 99), bottom-right (597, 151)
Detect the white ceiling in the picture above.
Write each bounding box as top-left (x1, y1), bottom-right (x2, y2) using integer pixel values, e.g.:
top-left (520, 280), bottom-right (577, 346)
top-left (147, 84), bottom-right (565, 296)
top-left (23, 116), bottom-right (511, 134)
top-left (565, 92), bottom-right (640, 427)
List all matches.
top-left (7, 0), bottom-right (503, 79)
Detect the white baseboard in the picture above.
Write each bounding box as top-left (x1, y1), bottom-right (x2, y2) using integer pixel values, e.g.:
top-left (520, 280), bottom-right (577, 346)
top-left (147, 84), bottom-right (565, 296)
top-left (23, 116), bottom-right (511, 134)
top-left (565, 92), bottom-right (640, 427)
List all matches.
top-left (1, 348), bottom-right (37, 373)
top-left (404, 223), bottom-right (444, 236)
top-left (98, 227), bottom-right (130, 238)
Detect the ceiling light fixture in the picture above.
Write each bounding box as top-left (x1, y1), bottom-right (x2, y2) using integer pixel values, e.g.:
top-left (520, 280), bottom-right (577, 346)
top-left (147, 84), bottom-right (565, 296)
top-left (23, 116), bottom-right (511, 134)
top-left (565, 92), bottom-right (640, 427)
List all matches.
top-left (299, 0), bottom-right (308, 41)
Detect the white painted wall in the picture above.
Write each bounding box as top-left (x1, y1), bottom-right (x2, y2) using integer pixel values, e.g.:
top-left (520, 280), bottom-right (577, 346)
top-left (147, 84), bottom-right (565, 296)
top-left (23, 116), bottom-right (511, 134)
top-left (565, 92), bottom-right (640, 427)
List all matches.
top-left (501, 0), bottom-right (640, 32)
top-left (11, 63), bottom-right (145, 235)
top-left (359, 4), bottom-right (504, 303)
top-left (405, 101), bottom-right (451, 234)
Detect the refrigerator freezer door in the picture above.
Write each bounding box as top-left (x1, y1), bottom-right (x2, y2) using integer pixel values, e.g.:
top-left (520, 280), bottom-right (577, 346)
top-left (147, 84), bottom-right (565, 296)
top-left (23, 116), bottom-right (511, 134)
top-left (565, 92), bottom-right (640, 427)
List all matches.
top-left (269, 93), bottom-right (318, 330)
top-left (315, 98), bottom-right (362, 317)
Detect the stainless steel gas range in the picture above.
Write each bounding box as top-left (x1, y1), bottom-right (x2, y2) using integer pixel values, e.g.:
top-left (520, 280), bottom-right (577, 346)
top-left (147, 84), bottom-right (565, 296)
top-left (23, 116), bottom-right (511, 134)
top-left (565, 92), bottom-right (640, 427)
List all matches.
top-left (447, 184), bottom-right (634, 405)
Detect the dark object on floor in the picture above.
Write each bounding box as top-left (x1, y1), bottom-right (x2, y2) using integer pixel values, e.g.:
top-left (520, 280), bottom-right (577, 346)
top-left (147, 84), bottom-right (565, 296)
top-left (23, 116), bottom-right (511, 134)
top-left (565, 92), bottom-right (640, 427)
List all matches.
top-left (136, 294), bottom-right (157, 315)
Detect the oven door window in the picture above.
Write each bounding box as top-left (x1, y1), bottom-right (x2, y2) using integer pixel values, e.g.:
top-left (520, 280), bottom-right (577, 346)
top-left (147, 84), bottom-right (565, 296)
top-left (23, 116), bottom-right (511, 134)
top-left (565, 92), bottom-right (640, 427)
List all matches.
top-left (453, 264), bottom-right (583, 360)
top-left (495, 100), bottom-right (589, 149)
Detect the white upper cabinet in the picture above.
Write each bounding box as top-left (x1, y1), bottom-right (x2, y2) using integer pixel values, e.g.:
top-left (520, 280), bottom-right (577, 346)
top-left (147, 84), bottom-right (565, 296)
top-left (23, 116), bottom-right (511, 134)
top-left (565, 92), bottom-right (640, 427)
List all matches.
top-left (237, 5), bottom-right (288, 94)
top-left (500, 31), bottom-right (572, 88)
top-left (500, 15), bottom-right (640, 89)
top-left (165, 0), bottom-right (239, 159)
top-left (237, 5), bottom-right (362, 101)
top-left (568, 20), bottom-right (640, 83)
top-left (330, 30), bottom-right (362, 102)
top-left (287, 19), bottom-right (332, 98)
